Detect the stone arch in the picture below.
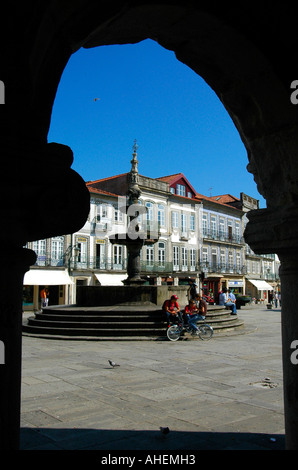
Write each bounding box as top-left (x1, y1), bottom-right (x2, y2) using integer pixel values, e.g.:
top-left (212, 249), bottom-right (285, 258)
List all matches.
top-left (2, 1), bottom-right (298, 450)
top-left (27, 3), bottom-right (298, 212)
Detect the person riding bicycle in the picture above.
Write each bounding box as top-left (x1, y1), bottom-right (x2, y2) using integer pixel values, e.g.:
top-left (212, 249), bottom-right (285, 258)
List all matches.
top-left (184, 296), bottom-right (207, 334)
top-left (163, 295), bottom-right (181, 327)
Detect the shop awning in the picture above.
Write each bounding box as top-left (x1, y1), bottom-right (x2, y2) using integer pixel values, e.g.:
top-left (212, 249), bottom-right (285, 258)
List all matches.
top-left (248, 279), bottom-right (273, 291)
top-left (94, 273), bottom-right (126, 286)
top-left (24, 269), bottom-right (74, 285)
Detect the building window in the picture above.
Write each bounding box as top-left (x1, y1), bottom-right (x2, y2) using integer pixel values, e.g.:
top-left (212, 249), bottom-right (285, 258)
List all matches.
top-left (202, 214), bottom-right (208, 237)
top-left (51, 237), bottom-right (64, 265)
top-left (158, 204), bottom-right (165, 227)
top-left (173, 246), bottom-right (179, 270)
top-left (220, 249), bottom-right (226, 269)
top-left (77, 238), bottom-right (88, 266)
top-left (211, 248), bottom-right (217, 269)
top-left (189, 214), bottom-right (195, 231)
top-left (236, 252), bottom-right (241, 271)
top-left (182, 247), bottom-right (188, 270)
top-left (146, 246), bottom-right (154, 266)
top-left (181, 214), bottom-right (187, 233)
top-left (97, 203), bottom-right (108, 219)
top-left (235, 222), bottom-right (240, 242)
top-left (33, 239), bottom-right (46, 265)
top-left (114, 207), bottom-right (123, 223)
top-left (187, 191), bottom-right (192, 198)
top-left (211, 216), bottom-right (217, 238)
top-left (170, 187), bottom-right (175, 194)
top-left (228, 220), bottom-right (233, 240)
top-left (202, 247), bottom-right (208, 266)
top-left (219, 219), bottom-right (225, 239)
top-left (172, 211), bottom-right (178, 229)
top-left (158, 242), bottom-right (165, 266)
top-left (113, 245), bottom-right (123, 268)
top-left (146, 202), bottom-right (153, 221)
top-left (177, 184), bottom-right (186, 196)
top-left (228, 251), bottom-right (233, 270)
top-left (190, 249), bottom-right (196, 270)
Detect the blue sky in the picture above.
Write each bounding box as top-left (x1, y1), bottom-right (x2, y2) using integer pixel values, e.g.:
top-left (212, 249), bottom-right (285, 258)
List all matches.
top-left (48, 39), bottom-right (265, 208)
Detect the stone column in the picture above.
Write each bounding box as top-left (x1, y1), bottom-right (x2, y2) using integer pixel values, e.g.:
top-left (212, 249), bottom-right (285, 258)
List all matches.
top-left (245, 206), bottom-right (298, 449)
top-left (0, 246), bottom-right (36, 450)
top-left (0, 142), bottom-right (90, 449)
top-left (278, 253), bottom-right (298, 450)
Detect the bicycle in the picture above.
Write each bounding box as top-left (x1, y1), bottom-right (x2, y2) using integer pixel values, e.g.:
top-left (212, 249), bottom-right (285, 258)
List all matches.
top-left (167, 316), bottom-right (213, 342)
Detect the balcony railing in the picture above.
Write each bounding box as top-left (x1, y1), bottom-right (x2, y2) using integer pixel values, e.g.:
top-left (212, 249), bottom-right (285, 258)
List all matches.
top-left (198, 262), bottom-right (247, 275)
top-left (34, 255), bottom-right (249, 276)
top-left (202, 230), bottom-right (244, 245)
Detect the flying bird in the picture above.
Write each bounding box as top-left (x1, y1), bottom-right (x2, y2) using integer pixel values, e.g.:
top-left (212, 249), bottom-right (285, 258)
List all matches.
top-left (93, 98), bottom-right (100, 101)
top-left (108, 360), bottom-right (120, 368)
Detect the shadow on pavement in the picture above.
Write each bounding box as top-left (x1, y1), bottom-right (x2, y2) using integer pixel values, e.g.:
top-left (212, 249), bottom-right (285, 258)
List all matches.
top-left (20, 427), bottom-right (285, 451)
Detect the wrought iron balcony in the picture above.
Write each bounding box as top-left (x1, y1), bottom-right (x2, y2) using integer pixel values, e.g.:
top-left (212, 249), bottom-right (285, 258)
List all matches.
top-left (198, 262), bottom-right (247, 275)
top-left (202, 230), bottom-right (244, 245)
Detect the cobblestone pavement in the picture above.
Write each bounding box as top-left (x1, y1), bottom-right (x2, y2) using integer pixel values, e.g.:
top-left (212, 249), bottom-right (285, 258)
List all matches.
top-left (20, 304), bottom-right (285, 451)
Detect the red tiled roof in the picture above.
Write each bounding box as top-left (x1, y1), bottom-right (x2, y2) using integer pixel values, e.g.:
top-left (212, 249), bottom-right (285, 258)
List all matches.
top-left (87, 186), bottom-right (119, 198)
top-left (209, 194), bottom-right (240, 204)
top-left (86, 173), bottom-right (128, 186)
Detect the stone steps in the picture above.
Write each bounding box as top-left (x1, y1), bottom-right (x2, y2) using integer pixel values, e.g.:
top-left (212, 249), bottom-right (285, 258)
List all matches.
top-left (22, 304), bottom-right (244, 340)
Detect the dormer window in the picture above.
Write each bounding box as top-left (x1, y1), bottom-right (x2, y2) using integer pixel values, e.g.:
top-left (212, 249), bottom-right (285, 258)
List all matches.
top-left (177, 184), bottom-right (185, 196)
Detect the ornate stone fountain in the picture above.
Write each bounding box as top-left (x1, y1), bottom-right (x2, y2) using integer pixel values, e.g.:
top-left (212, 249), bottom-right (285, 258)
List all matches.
top-left (109, 141), bottom-right (159, 286)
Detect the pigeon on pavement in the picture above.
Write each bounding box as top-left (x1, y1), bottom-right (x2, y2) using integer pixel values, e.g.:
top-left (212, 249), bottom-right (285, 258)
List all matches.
top-left (108, 360), bottom-right (120, 368)
top-left (160, 426), bottom-right (170, 435)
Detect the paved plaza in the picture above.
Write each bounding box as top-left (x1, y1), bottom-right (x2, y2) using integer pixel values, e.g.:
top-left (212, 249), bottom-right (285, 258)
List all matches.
top-left (20, 304), bottom-right (285, 451)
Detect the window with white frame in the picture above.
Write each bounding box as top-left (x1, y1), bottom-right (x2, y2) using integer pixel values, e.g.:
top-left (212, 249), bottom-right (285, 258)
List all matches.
top-left (236, 252), bottom-right (241, 271)
top-left (158, 242), bottom-right (165, 266)
top-left (33, 239), bottom-right (46, 265)
top-left (51, 237), bottom-right (64, 264)
top-left (97, 203), bottom-right (108, 220)
top-left (211, 248), bottom-right (217, 268)
top-left (220, 249), bottom-right (226, 269)
top-left (146, 202), bottom-right (153, 221)
top-left (190, 248), bottom-right (196, 270)
top-left (158, 204), bottom-right (165, 227)
top-left (172, 211), bottom-right (178, 229)
top-left (189, 214), bottom-right (195, 231)
top-left (228, 251), bottom-right (234, 270)
top-left (235, 222), bottom-right (240, 242)
top-left (114, 206), bottom-right (124, 223)
top-left (177, 184), bottom-right (186, 196)
top-left (182, 247), bottom-right (188, 270)
top-left (219, 219), bottom-right (225, 238)
top-left (113, 245), bottom-right (123, 267)
top-left (211, 216), bottom-right (217, 237)
top-left (181, 213), bottom-right (187, 234)
top-left (202, 213), bottom-right (208, 237)
top-left (202, 247), bottom-right (208, 266)
top-left (173, 246), bottom-right (179, 270)
top-left (228, 220), bottom-right (233, 239)
top-left (77, 239), bottom-right (88, 265)
top-left (146, 246), bottom-right (154, 266)
top-left (33, 239), bottom-right (46, 257)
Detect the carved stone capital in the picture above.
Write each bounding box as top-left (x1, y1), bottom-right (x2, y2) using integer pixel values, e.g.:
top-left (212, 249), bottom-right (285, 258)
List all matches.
top-left (0, 140), bottom-right (90, 245)
top-left (245, 205), bottom-right (298, 256)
